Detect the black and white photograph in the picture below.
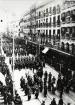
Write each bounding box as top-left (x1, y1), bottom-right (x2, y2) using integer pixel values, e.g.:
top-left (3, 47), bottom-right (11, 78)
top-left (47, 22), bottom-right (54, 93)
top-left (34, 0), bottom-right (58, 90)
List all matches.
top-left (0, 0), bottom-right (75, 105)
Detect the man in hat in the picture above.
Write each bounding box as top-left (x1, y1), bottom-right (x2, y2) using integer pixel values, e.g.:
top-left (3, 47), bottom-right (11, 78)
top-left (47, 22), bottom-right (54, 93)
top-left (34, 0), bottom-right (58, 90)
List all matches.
top-left (41, 100), bottom-right (45, 105)
top-left (28, 87), bottom-right (31, 101)
top-left (50, 98), bottom-right (56, 105)
top-left (58, 97), bottom-right (63, 105)
top-left (35, 84), bottom-right (39, 99)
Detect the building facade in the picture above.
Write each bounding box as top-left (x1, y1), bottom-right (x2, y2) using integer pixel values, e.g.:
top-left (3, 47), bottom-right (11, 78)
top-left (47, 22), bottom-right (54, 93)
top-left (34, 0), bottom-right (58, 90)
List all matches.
top-left (19, 0), bottom-right (75, 55)
top-left (61, 0), bottom-right (75, 55)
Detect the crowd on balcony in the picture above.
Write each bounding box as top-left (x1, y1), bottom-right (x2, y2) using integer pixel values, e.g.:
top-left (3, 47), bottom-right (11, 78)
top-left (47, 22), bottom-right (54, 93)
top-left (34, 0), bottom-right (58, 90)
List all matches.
top-left (61, 9), bottom-right (75, 23)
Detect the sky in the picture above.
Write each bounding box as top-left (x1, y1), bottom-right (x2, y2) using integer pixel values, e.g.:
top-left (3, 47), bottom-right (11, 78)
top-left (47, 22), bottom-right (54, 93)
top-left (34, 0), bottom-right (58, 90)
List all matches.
top-left (0, 0), bottom-right (47, 21)
top-left (0, 0), bottom-right (48, 32)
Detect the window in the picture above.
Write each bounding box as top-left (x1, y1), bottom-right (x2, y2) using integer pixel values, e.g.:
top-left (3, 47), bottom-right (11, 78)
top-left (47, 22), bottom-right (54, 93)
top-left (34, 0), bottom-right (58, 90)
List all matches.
top-left (46, 30), bottom-right (48, 43)
top-left (53, 6), bottom-right (56, 15)
top-left (57, 29), bottom-right (60, 40)
top-left (66, 27), bottom-right (70, 39)
top-left (46, 18), bottom-right (48, 23)
top-left (46, 8), bottom-right (48, 14)
top-left (46, 30), bottom-right (48, 37)
top-left (39, 12), bottom-right (41, 17)
top-left (66, 43), bottom-right (69, 53)
top-left (66, 11), bottom-right (70, 17)
top-left (61, 42), bottom-right (65, 51)
top-left (61, 27), bottom-right (65, 38)
top-left (71, 44), bottom-right (74, 54)
top-left (49, 7), bottom-right (52, 15)
top-left (53, 30), bottom-right (55, 45)
top-left (49, 30), bottom-right (51, 40)
top-left (46, 18), bottom-right (48, 27)
top-left (72, 27), bottom-right (75, 38)
top-left (57, 5), bottom-right (60, 14)
top-left (49, 17), bottom-right (51, 26)
top-left (53, 16), bottom-right (56, 26)
top-left (61, 13), bottom-right (65, 23)
top-left (39, 20), bottom-right (40, 27)
top-left (46, 8), bottom-right (48, 16)
top-left (70, 9), bottom-right (75, 22)
top-left (57, 15), bottom-right (60, 26)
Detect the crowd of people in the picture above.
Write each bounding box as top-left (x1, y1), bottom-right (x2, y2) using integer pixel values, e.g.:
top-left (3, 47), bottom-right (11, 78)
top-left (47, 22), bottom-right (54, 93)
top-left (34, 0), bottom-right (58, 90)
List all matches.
top-left (0, 55), bottom-right (23, 105)
top-left (18, 54), bottom-right (73, 105)
top-left (3, 45), bottom-right (27, 57)
top-left (0, 56), bottom-right (13, 104)
top-left (1, 42), bottom-right (75, 105)
top-left (45, 56), bottom-right (75, 92)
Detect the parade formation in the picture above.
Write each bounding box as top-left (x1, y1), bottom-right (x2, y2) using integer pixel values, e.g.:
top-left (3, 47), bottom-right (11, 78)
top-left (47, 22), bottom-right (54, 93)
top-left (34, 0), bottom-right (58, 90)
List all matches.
top-left (0, 43), bottom-right (75, 105)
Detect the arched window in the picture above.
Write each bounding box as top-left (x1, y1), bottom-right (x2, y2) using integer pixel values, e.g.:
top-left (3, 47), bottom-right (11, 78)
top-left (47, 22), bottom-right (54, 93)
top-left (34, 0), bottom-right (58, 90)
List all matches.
top-left (66, 27), bottom-right (70, 39)
top-left (53, 6), bottom-right (56, 15)
top-left (66, 43), bottom-right (69, 53)
top-left (61, 27), bottom-right (66, 38)
top-left (57, 5), bottom-right (60, 14)
top-left (61, 13), bottom-right (65, 23)
top-left (70, 9), bottom-right (75, 23)
top-left (61, 42), bottom-right (65, 51)
top-left (72, 27), bottom-right (75, 39)
top-left (71, 44), bottom-right (74, 54)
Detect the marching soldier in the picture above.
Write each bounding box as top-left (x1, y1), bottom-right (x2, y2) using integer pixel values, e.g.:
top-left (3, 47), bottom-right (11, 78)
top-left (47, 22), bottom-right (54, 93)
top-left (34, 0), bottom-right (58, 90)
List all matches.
top-left (44, 85), bottom-right (47, 97)
top-left (60, 86), bottom-right (63, 98)
top-left (50, 98), bottom-right (56, 105)
top-left (39, 80), bottom-right (43, 92)
top-left (35, 84), bottom-right (39, 99)
top-left (52, 83), bottom-right (56, 94)
top-left (14, 93), bottom-right (22, 105)
top-left (48, 72), bottom-right (52, 82)
top-left (41, 100), bottom-right (45, 105)
top-left (52, 76), bottom-right (56, 84)
top-left (44, 71), bottom-right (48, 81)
top-left (66, 80), bottom-right (71, 93)
top-left (48, 81), bottom-right (52, 91)
top-left (28, 87), bottom-right (31, 101)
top-left (58, 98), bottom-right (63, 105)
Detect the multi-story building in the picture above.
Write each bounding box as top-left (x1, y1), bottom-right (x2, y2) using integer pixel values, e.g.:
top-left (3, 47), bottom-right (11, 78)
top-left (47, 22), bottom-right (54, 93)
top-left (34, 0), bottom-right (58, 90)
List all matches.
top-left (61, 0), bottom-right (75, 55)
top-left (30, 5), bottom-right (36, 42)
top-left (36, 0), bottom-right (62, 47)
top-left (19, 0), bottom-right (75, 56)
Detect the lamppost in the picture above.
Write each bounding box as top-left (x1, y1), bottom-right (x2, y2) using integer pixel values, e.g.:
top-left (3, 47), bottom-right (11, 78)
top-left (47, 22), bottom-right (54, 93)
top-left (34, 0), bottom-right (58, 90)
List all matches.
top-left (0, 20), bottom-right (3, 55)
top-left (12, 13), bottom-right (16, 101)
top-left (37, 32), bottom-right (40, 56)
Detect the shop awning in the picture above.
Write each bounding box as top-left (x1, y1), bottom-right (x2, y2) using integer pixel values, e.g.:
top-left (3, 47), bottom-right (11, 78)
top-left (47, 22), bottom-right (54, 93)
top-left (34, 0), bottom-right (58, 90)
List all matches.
top-left (42, 47), bottom-right (49, 54)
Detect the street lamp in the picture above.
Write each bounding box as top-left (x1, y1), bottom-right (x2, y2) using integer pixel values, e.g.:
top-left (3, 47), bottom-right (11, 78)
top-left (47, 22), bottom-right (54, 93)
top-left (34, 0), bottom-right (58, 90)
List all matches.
top-left (12, 13), bottom-right (16, 100)
top-left (0, 20), bottom-right (3, 53)
top-left (37, 32), bottom-right (40, 56)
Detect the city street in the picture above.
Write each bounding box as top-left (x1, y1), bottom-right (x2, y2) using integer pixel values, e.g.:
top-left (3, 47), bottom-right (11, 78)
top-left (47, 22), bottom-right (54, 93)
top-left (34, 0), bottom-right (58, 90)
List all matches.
top-left (0, 0), bottom-right (75, 105)
top-left (2, 50), bottom-right (75, 105)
